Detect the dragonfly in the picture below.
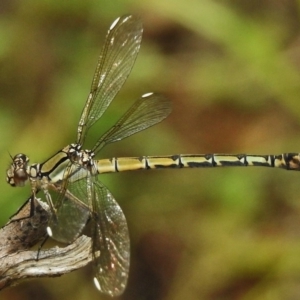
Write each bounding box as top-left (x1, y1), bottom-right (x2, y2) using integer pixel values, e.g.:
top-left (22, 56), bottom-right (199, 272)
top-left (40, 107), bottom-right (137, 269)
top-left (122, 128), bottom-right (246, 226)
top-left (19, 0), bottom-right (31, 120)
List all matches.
top-left (5, 14), bottom-right (300, 297)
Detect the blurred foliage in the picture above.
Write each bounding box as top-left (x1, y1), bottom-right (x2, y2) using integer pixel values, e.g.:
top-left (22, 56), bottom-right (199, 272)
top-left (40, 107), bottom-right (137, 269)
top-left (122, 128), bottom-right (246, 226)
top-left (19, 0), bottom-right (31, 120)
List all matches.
top-left (1, 0), bottom-right (300, 299)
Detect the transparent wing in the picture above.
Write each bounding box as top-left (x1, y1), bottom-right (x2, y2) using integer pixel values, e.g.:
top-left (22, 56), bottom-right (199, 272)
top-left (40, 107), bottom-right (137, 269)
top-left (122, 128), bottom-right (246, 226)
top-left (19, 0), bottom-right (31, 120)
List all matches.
top-left (77, 15), bottom-right (143, 144)
top-left (91, 180), bottom-right (129, 296)
top-left (48, 178), bottom-right (90, 244)
top-left (93, 93), bottom-right (172, 153)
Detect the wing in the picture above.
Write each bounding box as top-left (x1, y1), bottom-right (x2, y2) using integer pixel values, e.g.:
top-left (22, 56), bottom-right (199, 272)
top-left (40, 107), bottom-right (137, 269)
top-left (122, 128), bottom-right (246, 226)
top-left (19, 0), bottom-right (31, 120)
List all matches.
top-left (77, 15), bottom-right (143, 144)
top-left (92, 92), bottom-right (172, 153)
top-left (47, 178), bottom-right (91, 244)
top-left (91, 180), bottom-right (130, 296)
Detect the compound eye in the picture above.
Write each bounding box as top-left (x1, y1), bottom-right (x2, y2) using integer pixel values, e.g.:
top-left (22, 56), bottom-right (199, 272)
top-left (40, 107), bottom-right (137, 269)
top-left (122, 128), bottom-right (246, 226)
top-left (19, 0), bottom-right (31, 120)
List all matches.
top-left (6, 153), bottom-right (29, 187)
top-left (6, 167), bottom-right (16, 186)
top-left (14, 154), bottom-right (29, 165)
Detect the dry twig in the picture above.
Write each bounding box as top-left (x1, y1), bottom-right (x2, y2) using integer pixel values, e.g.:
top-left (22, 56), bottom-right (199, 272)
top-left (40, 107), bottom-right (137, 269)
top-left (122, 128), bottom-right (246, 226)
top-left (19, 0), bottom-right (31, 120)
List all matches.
top-left (0, 196), bottom-right (92, 290)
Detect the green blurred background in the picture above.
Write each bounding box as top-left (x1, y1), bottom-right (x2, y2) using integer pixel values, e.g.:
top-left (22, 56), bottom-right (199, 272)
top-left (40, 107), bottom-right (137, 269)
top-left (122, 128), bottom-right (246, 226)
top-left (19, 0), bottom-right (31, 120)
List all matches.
top-left (2, 0), bottom-right (300, 299)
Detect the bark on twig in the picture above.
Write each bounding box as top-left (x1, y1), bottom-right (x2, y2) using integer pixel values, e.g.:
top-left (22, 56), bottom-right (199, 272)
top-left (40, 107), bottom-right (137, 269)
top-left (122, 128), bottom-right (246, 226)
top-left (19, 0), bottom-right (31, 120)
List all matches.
top-left (0, 196), bottom-right (92, 290)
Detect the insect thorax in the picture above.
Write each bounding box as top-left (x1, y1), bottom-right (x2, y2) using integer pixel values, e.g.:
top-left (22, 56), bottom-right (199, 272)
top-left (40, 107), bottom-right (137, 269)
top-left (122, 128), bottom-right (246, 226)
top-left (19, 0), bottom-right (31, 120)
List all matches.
top-left (67, 143), bottom-right (97, 173)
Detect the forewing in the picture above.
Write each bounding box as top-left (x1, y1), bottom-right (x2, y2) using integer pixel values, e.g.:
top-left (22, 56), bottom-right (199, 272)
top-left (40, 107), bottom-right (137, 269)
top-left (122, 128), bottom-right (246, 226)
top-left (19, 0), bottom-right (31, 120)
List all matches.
top-left (77, 15), bottom-right (143, 143)
top-left (93, 93), bottom-right (172, 153)
top-left (92, 181), bottom-right (129, 296)
top-left (48, 178), bottom-right (90, 244)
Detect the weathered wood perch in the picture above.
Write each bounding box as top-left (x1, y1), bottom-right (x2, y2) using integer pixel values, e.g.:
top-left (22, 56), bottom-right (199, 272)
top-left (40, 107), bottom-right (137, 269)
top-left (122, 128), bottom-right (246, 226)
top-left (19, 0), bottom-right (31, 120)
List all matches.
top-left (0, 196), bottom-right (93, 290)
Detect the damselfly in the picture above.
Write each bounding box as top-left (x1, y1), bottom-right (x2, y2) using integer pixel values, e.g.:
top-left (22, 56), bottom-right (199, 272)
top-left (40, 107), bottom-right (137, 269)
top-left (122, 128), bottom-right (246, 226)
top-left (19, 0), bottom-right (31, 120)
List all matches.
top-left (6, 15), bottom-right (300, 297)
